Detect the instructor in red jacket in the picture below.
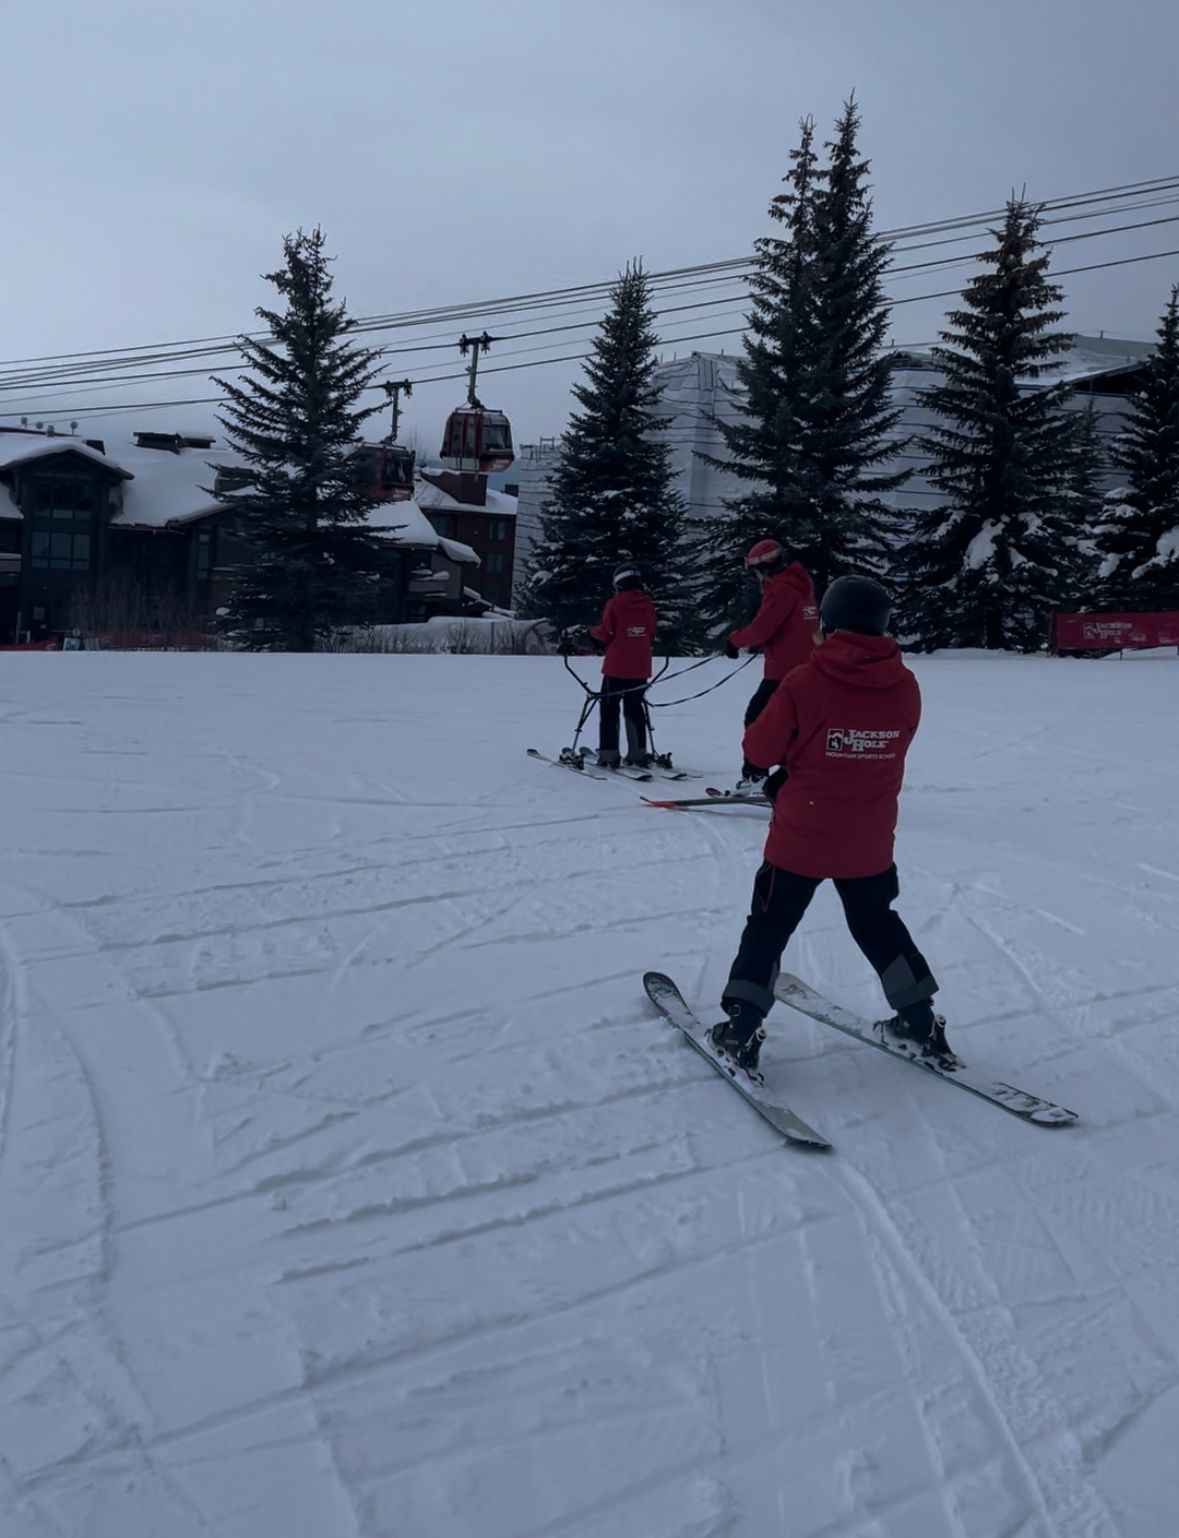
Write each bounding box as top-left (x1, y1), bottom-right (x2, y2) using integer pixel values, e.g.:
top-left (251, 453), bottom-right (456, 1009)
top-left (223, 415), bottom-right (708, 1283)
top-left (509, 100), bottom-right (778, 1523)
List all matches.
top-left (588, 565), bottom-right (658, 769)
top-left (710, 575), bottom-right (949, 1075)
top-left (725, 539), bottom-right (818, 789)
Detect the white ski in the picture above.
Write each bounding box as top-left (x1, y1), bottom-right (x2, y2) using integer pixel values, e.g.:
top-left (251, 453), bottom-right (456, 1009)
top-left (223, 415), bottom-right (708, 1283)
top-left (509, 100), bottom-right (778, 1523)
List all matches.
top-left (644, 972), bottom-right (831, 1149)
top-left (774, 974), bottom-right (1078, 1127)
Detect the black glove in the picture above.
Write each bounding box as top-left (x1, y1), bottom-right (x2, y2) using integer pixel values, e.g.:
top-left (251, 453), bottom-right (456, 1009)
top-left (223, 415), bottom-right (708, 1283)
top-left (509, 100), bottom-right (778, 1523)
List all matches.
top-left (557, 629), bottom-right (574, 657)
top-left (723, 638), bottom-right (740, 660)
top-left (764, 766), bottom-right (789, 802)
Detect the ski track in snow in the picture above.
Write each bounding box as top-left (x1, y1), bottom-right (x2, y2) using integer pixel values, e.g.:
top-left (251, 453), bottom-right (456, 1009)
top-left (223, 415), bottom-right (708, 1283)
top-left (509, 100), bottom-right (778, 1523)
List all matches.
top-left (0, 652), bottom-right (1177, 1537)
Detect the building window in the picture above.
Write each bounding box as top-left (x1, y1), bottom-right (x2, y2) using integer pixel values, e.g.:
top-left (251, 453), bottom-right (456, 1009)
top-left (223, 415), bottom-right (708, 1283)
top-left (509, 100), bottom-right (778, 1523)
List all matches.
top-left (432, 513), bottom-right (458, 538)
top-left (485, 552), bottom-right (506, 574)
top-left (27, 477), bottom-right (96, 571)
top-left (30, 479), bottom-right (94, 520)
top-left (196, 528), bottom-right (213, 581)
top-left (489, 519), bottom-right (509, 542)
top-left (30, 529), bottom-right (92, 571)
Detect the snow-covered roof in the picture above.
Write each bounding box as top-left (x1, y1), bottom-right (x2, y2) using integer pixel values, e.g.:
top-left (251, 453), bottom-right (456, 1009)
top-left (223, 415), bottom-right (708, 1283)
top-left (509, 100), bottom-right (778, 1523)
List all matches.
top-left (0, 432), bottom-right (129, 478)
top-left (415, 474), bottom-right (518, 517)
top-left (366, 497), bottom-right (441, 545)
top-left (888, 334), bottom-right (1154, 389)
top-left (439, 536), bottom-right (480, 565)
top-left (0, 430), bottom-right (479, 561)
top-left (111, 440), bottom-right (232, 528)
top-left (1038, 335), bottom-right (1154, 385)
top-left (365, 500), bottom-right (474, 561)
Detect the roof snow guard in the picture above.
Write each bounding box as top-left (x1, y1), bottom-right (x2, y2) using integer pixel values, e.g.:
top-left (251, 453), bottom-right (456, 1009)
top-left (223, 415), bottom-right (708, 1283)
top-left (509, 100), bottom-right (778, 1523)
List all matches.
top-left (134, 431), bottom-right (216, 453)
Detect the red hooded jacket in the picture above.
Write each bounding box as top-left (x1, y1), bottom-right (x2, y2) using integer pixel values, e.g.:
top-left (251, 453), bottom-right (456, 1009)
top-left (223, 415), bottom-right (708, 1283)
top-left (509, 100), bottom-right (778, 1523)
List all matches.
top-left (743, 632), bottom-right (921, 879)
top-left (590, 589), bottom-right (658, 677)
top-left (730, 563), bottom-right (818, 680)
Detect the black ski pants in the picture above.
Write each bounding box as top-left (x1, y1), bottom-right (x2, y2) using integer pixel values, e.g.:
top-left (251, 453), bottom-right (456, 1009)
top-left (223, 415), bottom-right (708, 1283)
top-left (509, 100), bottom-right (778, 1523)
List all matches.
top-left (599, 675), bottom-right (648, 758)
top-left (741, 678), bottom-right (781, 778)
top-left (723, 861), bottom-right (937, 1019)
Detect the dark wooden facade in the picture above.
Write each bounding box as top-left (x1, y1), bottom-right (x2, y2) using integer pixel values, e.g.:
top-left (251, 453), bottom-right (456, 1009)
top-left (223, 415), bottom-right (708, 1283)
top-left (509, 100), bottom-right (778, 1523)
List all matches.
top-left (0, 438), bottom-right (422, 644)
top-left (416, 469), bottom-right (517, 611)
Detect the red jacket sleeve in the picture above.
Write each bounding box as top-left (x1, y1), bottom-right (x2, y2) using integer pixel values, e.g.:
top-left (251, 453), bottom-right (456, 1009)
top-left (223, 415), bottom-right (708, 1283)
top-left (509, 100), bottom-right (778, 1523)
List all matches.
top-left (589, 599), bottom-right (616, 644)
top-left (731, 582), bottom-right (798, 651)
top-left (742, 678), bottom-right (800, 770)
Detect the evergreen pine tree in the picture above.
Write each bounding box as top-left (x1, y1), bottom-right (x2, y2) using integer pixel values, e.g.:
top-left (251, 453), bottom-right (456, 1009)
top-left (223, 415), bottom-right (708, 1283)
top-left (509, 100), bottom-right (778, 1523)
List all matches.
top-left (520, 263), bottom-right (693, 647)
top-left (698, 118), bottom-right (820, 630)
top-left (1094, 285), bottom-right (1179, 610)
top-left (700, 103), bottom-right (905, 629)
top-left (805, 97), bottom-right (907, 580)
top-left (214, 228), bottom-right (389, 651)
top-left (897, 201), bottom-right (1080, 651)
top-left (1064, 398), bottom-right (1107, 601)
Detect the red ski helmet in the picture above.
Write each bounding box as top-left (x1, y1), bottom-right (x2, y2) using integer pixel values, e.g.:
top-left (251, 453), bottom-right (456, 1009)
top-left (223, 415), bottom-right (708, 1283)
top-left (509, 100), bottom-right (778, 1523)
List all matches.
top-left (745, 538), bottom-right (786, 570)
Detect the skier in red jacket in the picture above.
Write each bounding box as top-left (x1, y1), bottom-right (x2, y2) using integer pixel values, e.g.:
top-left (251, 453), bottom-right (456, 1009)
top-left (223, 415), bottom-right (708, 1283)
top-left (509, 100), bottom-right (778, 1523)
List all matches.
top-left (725, 539), bottom-right (818, 790)
top-left (711, 574), bottom-right (948, 1074)
top-left (588, 566), bottom-right (658, 768)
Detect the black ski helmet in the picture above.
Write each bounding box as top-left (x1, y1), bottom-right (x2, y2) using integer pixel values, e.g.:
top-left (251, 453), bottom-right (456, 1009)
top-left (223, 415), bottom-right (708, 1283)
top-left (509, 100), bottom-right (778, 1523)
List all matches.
top-left (613, 564), bottom-right (642, 592)
top-left (819, 575), bottom-right (892, 637)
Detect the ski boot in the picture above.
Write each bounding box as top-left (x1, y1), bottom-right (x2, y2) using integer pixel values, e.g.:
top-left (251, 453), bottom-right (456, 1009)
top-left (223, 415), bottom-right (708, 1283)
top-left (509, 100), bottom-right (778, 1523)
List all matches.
top-left (734, 772), bottom-right (768, 796)
top-left (710, 1000), bottom-right (767, 1077)
top-left (624, 753), bottom-right (652, 769)
top-left (594, 748), bottom-right (621, 768)
top-left (880, 1001), bottom-right (955, 1065)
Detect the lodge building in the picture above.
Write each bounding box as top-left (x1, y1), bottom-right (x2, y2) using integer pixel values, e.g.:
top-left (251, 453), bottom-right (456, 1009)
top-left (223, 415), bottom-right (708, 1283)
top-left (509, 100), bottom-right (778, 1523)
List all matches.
top-left (0, 426), bottom-right (514, 643)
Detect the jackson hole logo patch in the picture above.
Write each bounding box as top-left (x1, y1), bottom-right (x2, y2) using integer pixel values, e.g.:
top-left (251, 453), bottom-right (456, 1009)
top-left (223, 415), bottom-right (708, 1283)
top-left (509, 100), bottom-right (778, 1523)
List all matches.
top-left (826, 728), bottom-right (901, 760)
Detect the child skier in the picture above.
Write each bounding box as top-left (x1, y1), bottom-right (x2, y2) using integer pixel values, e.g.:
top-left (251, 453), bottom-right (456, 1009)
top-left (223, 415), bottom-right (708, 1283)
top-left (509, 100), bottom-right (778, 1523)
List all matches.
top-left (711, 574), bottom-right (949, 1074)
top-left (724, 539), bottom-right (818, 789)
top-left (588, 565), bottom-right (658, 768)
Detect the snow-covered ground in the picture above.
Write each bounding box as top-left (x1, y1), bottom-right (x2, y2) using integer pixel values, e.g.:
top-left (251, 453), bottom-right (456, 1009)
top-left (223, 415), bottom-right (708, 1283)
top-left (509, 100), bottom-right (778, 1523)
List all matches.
top-left (1, 650), bottom-right (1177, 1538)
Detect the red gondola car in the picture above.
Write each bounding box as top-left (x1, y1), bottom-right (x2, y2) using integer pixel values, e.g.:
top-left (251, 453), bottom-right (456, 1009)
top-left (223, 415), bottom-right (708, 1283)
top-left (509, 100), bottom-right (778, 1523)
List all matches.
top-left (350, 442), bottom-right (415, 501)
top-left (439, 407), bottom-right (514, 474)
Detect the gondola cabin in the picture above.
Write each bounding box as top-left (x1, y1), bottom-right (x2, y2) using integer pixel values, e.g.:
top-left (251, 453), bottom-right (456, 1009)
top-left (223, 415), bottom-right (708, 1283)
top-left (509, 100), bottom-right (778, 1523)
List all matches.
top-left (439, 407), bottom-right (514, 474)
top-left (350, 443), bottom-right (415, 501)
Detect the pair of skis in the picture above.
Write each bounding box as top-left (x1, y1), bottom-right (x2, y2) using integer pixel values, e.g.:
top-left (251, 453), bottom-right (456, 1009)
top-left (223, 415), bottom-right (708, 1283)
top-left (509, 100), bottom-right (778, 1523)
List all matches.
top-left (645, 971), bottom-right (1078, 1150)
top-left (526, 747), bottom-right (700, 783)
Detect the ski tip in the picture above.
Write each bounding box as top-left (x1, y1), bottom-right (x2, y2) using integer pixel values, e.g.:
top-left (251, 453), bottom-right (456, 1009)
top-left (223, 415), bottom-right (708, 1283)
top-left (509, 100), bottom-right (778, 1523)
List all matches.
top-left (1029, 1106), bottom-right (1080, 1126)
top-left (787, 1132), bottom-right (834, 1152)
top-left (642, 970), bottom-right (677, 998)
top-left (641, 798), bottom-right (685, 809)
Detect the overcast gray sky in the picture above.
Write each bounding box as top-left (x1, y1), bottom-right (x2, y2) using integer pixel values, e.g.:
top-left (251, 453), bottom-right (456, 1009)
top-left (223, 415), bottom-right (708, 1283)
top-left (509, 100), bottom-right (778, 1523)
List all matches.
top-left (4, 0), bottom-right (1178, 451)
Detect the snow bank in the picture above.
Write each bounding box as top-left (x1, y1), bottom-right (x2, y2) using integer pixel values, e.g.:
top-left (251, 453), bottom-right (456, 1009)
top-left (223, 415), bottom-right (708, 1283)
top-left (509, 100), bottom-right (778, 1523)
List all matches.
top-left (0, 651), bottom-right (1176, 1536)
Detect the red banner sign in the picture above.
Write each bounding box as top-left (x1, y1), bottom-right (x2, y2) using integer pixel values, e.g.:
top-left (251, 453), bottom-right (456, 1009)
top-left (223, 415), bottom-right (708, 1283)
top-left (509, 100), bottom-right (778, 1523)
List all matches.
top-left (0, 638), bottom-right (62, 651)
top-left (1053, 611), bottom-right (1179, 651)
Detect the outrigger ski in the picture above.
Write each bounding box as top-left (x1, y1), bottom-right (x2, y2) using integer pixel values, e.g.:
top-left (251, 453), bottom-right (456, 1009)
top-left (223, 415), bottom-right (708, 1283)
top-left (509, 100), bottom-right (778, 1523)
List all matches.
top-left (643, 972), bottom-right (831, 1149)
top-left (527, 747), bottom-right (608, 779)
top-left (775, 974), bottom-right (1078, 1127)
top-left (525, 748), bottom-right (651, 782)
top-left (600, 763), bottom-right (654, 782)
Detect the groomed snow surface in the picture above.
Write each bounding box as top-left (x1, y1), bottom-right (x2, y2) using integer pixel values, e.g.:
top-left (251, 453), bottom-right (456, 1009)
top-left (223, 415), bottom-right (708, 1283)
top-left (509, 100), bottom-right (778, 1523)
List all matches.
top-left (1, 650), bottom-right (1177, 1538)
